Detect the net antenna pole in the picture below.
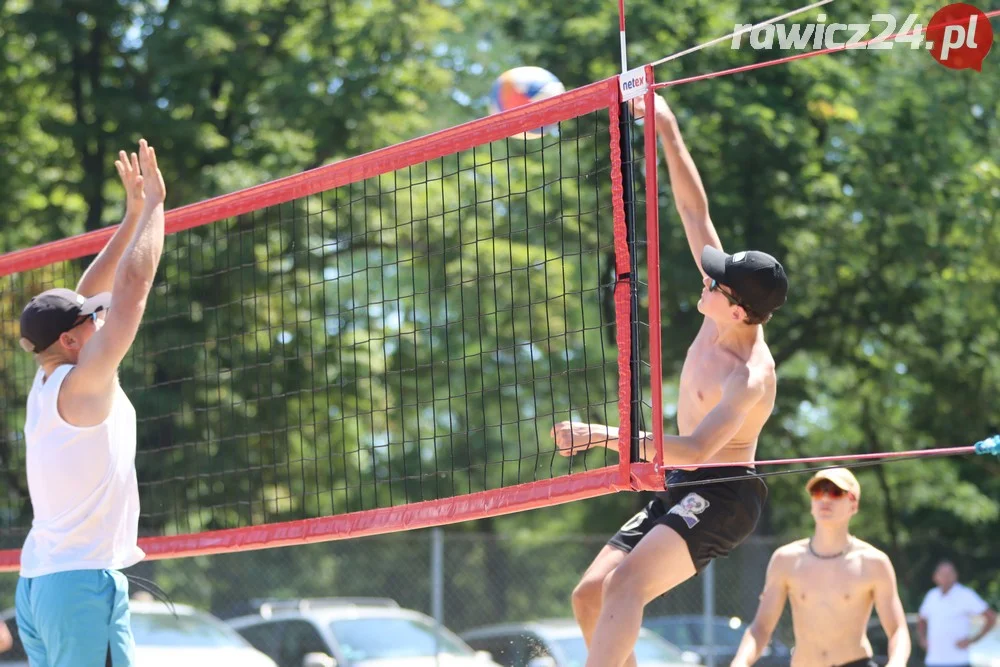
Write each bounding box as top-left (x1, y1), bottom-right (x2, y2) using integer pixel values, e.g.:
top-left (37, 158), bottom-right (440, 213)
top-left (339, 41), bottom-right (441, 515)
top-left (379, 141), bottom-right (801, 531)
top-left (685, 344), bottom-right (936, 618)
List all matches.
top-left (618, 0), bottom-right (629, 73)
top-left (617, 0), bottom-right (643, 468)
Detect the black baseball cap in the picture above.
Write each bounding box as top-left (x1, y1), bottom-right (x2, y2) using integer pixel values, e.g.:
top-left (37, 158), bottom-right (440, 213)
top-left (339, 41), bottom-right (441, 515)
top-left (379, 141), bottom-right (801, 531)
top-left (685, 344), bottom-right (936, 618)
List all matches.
top-left (701, 246), bottom-right (788, 317)
top-left (19, 288), bottom-right (110, 353)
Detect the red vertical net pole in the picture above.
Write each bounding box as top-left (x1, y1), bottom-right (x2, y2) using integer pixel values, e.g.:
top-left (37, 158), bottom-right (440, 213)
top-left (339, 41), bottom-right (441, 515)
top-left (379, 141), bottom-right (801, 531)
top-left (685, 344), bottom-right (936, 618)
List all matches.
top-left (608, 87), bottom-right (632, 488)
top-left (643, 66), bottom-right (664, 472)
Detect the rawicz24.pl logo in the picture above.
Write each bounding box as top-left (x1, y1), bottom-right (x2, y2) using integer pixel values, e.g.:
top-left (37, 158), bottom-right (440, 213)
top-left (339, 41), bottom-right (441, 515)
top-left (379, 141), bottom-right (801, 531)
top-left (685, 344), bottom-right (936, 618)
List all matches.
top-left (730, 2), bottom-right (994, 72)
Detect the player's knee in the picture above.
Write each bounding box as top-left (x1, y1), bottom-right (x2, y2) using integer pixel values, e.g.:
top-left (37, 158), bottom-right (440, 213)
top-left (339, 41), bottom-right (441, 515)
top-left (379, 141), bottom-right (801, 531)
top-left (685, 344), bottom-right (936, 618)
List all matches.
top-left (602, 560), bottom-right (640, 598)
top-left (571, 576), bottom-right (603, 612)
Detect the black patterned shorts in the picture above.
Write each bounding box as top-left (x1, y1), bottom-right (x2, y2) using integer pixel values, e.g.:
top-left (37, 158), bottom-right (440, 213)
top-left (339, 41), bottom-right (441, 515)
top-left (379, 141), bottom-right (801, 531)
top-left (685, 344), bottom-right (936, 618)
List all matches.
top-left (608, 467), bottom-right (768, 572)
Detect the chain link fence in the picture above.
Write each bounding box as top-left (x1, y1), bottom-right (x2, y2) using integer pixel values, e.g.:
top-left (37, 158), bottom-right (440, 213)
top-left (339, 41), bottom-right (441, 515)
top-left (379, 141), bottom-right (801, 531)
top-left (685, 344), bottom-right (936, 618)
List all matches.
top-left (0, 530), bottom-right (943, 664)
top-left (0, 530), bottom-right (789, 640)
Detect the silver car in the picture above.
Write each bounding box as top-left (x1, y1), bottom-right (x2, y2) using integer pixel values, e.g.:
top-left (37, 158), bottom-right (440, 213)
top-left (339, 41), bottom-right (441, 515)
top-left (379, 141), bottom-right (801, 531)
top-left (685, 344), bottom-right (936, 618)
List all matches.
top-left (461, 619), bottom-right (703, 667)
top-left (0, 602), bottom-right (277, 667)
top-left (228, 597), bottom-right (502, 667)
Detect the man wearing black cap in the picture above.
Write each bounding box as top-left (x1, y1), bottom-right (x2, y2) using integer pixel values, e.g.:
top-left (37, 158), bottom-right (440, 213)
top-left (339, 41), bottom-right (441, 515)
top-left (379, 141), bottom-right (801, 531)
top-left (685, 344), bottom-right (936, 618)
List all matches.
top-left (552, 92), bottom-right (789, 667)
top-left (14, 139), bottom-right (165, 667)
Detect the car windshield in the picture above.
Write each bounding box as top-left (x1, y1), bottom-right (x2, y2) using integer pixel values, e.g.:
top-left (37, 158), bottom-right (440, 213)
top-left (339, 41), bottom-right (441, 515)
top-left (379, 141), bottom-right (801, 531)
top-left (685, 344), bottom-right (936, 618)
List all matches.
top-left (651, 620), bottom-right (743, 648)
top-left (554, 634), bottom-right (683, 666)
top-left (131, 611), bottom-right (249, 648)
top-left (331, 617), bottom-right (475, 661)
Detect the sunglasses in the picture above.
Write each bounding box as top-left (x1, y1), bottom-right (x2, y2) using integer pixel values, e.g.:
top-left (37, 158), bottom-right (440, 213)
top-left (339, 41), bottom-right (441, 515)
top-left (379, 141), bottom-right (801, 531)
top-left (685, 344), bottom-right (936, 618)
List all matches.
top-left (71, 311), bottom-right (101, 328)
top-left (809, 481), bottom-right (849, 499)
top-left (709, 279), bottom-right (743, 308)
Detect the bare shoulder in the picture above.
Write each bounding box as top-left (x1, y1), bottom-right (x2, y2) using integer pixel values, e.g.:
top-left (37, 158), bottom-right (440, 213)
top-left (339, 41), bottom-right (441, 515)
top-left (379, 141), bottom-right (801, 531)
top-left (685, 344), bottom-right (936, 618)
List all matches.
top-left (725, 359), bottom-right (773, 399)
top-left (851, 538), bottom-right (888, 558)
top-left (771, 539), bottom-right (809, 566)
top-left (853, 539), bottom-right (897, 573)
top-left (747, 340), bottom-right (777, 383)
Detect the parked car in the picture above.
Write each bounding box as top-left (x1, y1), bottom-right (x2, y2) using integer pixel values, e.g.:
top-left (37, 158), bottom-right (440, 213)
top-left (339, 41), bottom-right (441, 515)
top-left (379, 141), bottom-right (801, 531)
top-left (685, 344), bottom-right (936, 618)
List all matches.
top-left (642, 615), bottom-right (791, 667)
top-left (970, 624), bottom-right (1000, 667)
top-left (228, 597), bottom-right (502, 667)
top-left (0, 601), bottom-right (277, 667)
top-left (461, 619), bottom-right (702, 666)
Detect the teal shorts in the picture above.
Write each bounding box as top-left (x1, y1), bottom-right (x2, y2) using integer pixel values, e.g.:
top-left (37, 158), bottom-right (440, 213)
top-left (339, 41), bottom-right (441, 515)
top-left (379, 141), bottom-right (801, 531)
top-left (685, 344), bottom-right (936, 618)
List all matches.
top-left (15, 569), bottom-right (134, 667)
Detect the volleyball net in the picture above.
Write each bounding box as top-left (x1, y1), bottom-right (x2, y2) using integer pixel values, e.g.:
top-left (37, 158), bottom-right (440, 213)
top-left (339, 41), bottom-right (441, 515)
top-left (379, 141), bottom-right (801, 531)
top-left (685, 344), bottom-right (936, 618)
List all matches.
top-left (0, 76), bottom-right (666, 569)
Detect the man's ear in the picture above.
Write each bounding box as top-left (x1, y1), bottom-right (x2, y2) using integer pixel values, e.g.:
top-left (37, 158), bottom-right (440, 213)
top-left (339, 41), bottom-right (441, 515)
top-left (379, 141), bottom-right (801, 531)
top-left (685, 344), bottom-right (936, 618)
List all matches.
top-left (733, 305), bottom-right (746, 321)
top-left (58, 331), bottom-right (81, 351)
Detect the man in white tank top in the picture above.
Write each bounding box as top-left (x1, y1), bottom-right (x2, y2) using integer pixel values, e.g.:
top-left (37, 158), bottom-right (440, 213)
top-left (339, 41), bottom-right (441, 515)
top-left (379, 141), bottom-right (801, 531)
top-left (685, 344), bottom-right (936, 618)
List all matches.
top-left (15, 139), bottom-right (166, 667)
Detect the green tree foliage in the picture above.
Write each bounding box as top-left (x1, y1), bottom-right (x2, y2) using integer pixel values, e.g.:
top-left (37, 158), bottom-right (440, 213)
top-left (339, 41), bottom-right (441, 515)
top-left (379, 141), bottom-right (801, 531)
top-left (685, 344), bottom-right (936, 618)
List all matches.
top-left (0, 0), bottom-right (997, 609)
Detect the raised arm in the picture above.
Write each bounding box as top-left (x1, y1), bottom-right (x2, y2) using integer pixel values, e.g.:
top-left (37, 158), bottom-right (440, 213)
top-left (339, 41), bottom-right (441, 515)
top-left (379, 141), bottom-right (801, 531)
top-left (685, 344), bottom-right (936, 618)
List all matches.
top-left (632, 92), bottom-right (722, 278)
top-left (75, 150), bottom-right (147, 296)
top-left (731, 549), bottom-right (790, 667)
top-left (551, 422), bottom-right (650, 459)
top-left (872, 552), bottom-right (911, 667)
top-left (62, 139), bottom-right (166, 423)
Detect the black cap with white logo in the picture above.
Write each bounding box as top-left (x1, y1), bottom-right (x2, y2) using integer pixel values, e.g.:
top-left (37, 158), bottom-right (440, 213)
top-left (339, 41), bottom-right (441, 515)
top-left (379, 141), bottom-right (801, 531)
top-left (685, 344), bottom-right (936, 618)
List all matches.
top-left (701, 246), bottom-right (788, 317)
top-left (19, 288), bottom-right (110, 353)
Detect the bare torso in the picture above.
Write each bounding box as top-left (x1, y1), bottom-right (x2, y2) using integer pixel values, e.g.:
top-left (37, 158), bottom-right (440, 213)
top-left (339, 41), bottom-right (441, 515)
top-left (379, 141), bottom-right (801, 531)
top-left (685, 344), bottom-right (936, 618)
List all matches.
top-left (676, 319), bottom-right (777, 465)
top-left (781, 538), bottom-right (883, 667)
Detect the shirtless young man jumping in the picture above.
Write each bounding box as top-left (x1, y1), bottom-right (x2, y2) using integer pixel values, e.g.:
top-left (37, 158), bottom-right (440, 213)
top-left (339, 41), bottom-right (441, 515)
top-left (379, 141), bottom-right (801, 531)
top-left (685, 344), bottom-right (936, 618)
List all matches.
top-left (731, 468), bottom-right (911, 667)
top-left (551, 92), bottom-right (789, 667)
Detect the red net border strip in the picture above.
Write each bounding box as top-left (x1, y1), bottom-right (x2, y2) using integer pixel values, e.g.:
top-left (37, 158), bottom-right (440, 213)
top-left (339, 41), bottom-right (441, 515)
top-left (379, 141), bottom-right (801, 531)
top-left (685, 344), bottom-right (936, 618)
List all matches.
top-left (0, 77), bottom-right (620, 276)
top-left (0, 466), bottom-right (666, 569)
top-left (608, 86), bottom-right (632, 487)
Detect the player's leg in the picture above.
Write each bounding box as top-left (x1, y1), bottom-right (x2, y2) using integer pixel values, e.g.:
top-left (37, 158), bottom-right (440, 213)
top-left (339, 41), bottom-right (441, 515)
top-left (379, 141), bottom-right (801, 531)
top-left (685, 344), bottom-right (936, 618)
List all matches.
top-left (571, 544), bottom-right (628, 643)
top-left (585, 524), bottom-right (698, 667)
top-left (585, 472), bottom-right (768, 667)
top-left (33, 570), bottom-right (132, 667)
top-left (573, 498), bottom-right (668, 667)
top-left (15, 577), bottom-right (50, 667)
top-left (106, 570), bottom-right (136, 666)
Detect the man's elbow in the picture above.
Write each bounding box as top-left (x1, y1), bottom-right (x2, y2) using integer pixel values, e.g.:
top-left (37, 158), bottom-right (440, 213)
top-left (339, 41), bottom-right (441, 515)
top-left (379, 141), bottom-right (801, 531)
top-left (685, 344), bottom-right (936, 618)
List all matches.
top-left (672, 446), bottom-right (708, 467)
top-left (115, 264), bottom-right (156, 298)
top-left (748, 621), bottom-right (774, 648)
top-left (891, 621), bottom-right (911, 642)
top-left (120, 260), bottom-right (158, 286)
top-left (686, 437), bottom-right (723, 465)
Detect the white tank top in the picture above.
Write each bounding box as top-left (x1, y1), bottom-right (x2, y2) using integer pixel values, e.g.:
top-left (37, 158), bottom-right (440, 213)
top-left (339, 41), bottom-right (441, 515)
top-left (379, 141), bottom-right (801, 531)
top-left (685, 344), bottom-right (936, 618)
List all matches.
top-left (20, 364), bottom-right (145, 577)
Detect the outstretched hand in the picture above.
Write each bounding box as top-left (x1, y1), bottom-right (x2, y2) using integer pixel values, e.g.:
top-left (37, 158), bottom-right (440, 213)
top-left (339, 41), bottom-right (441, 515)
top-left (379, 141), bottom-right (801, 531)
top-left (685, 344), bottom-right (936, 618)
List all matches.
top-left (551, 421), bottom-right (607, 457)
top-left (137, 138), bottom-right (166, 206)
top-left (115, 149), bottom-right (145, 218)
top-left (629, 92), bottom-right (675, 125)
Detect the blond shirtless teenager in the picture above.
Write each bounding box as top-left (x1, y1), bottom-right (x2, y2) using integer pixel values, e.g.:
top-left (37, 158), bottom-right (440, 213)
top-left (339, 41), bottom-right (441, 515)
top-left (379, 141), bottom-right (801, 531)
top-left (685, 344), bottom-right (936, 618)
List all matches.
top-left (731, 469), bottom-right (911, 667)
top-left (551, 92), bottom-right (788, 667)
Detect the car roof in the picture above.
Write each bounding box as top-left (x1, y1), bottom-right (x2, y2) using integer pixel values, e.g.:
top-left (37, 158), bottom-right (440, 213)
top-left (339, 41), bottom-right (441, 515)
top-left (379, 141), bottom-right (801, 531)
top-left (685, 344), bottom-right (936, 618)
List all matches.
top-left (227, 599), bottom-right (432, 628)
top-left (463, 619), bottom-right (659, 642)
top-left (2, 601), bottom-right (209, 620)
top-left (128, 601), bottom-right (204, 616)
top-left (644, 615), bottom-right (739, 623)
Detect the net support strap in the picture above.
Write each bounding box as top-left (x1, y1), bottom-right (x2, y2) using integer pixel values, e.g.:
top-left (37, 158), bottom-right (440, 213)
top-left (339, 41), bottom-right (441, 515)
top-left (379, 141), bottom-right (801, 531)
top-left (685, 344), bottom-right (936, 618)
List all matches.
top-left (608, 85), bottom-right (633, 488)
